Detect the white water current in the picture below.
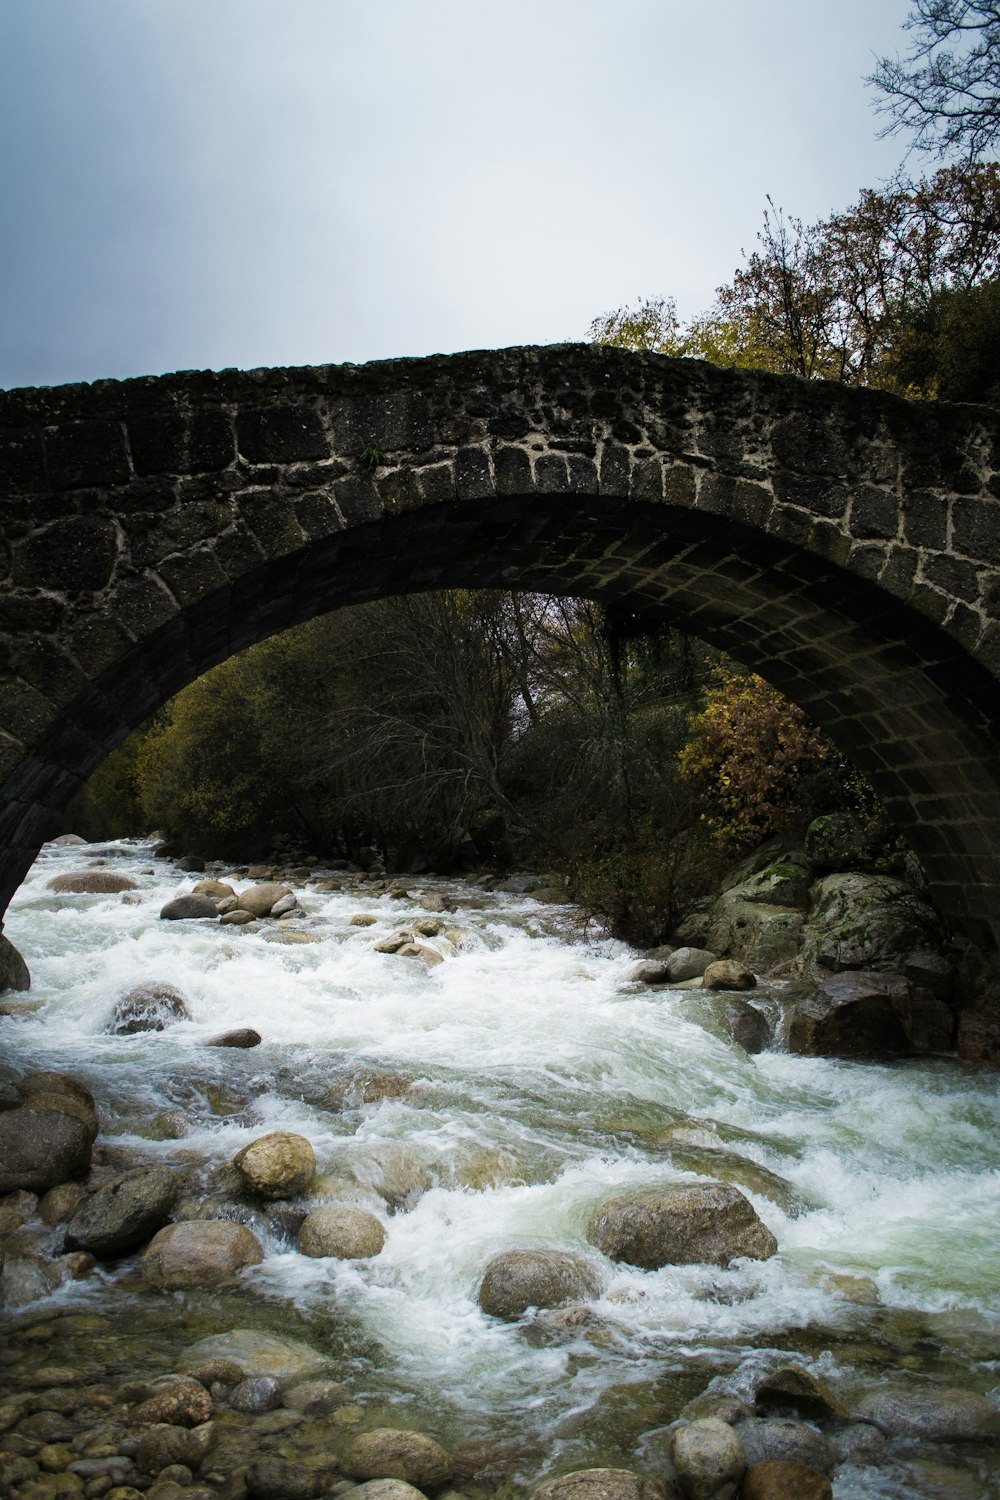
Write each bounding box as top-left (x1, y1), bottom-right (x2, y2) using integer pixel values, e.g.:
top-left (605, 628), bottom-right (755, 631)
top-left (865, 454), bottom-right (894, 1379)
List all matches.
top-left (4, 838), bottom-right (1000, 1497)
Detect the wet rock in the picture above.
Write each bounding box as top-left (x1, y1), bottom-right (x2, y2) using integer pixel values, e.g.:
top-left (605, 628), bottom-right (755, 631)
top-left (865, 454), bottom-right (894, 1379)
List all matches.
top-left (350, 914), bottom-right (378, 926)
top-left (37, 1183), bottom-right (88, 1226)
top-left (19, 1072), bottom-right (99, 1134)
top-left (348, 1483), bottom-right (427, 1500)
top-left (262, 929), bottom-right (322, 945)
top-left (800, 872), bottom-right (934, 973)
top-left (532, 1470), bottom-right (671, 1500)
top-left (236, 883), bottom-right (293, 919)
top-left (396, 942), bottom-right (444, 966)
top-left (679, 1394), bottom-right (755, 1427)
top-left (65, 1168), bottom-right (181, 1257)
top-left (705, 899), bottom-right (804, 971)
top-left (49, 834), bottom-right (89, 846)
top-left (827, 1424), bottom-right (889, 1465)
top-left (753, 1366), bottom-right (843, 1423)
top-left (205, 1029), bottom-right (261, 1049)
top-left (669, 1417), bottom-right (745, 1499)
top-left (852, 1387), bottom-right (1000, 1440)
top-left (136, 1423), bottom-right (215, 1475)
top-left (181, 1330), bottom-right (328, 1382)
top-left (0, 933), bottom-right (31, 993)
top-left (159, 896), bottom-right (219, 921)
top-left (0, 1250), bottom-right (63, 1306)
top-left (588, 1183), bottom-right (777, 1269)
top-left (219, 910), bottom-right (255, 927)
top-left (0, 1105), bottom-right (95, 1194)
top-left (192, 881), bottom-right (235, 900)
top-left (342, 1429), bottom-right (453, 1489)
top-left (628, 961), bottom-right (673, 986)
top-left (229, 1376), bottom-right (283, 1413)
top-left (269, 893), bottom-right (300, 917)
top-left (298, 1205), bottom-right (385, 1259)
top-left (740, 1461), bottom-right (831, 1500)
top-left (132, 1380), bottom-right (214, 1428)
top-left (282, 1379), bottom-right (347, 1414)
top-left (186, 1360), bottom-right (245, 1389)
top-left (787, 971), bottom-right (912, 1057)
top-left (141, 1221), bottom-right (264, 1289)
top-left (246, 1454), bottom-right (323, 1499)
top-left (733, 1419), bottom-right (833, 1475)
top-left (666, 948), bottom-right (717, 982)
top-left (48, 871), bottom-right (138, 894)
top-left (57, 1250), bottom-right (96, 1280)
top-left (478, 1249), bottom-right (600, 1320)
top-left (109, 984), bottom-right (191, 1035)
top-left (701, 961), bottom-right (756, 992)
top-left (721, 1000), bottom-right (770, 1054)
top-left (232, 1132), bottom-right (316, 1200)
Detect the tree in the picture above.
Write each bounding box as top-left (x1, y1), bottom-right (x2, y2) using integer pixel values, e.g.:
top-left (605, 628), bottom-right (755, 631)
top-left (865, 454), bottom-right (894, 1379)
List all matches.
top-left (869, 1), bottom-right (1000, 164)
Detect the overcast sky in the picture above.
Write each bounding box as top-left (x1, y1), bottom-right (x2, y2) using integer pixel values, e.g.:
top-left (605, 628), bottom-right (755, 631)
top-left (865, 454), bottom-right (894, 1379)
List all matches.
top-left (0, 0), bottom-right (912, 390)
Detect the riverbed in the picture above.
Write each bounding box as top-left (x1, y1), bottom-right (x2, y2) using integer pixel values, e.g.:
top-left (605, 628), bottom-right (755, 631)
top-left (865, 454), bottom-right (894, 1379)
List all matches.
top-left (3, 838), bottom-right (1000, 1498)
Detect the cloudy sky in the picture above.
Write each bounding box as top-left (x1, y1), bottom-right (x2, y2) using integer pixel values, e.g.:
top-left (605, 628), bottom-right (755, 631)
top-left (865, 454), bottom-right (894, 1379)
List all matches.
top-left (1, 1), bottom-right (912, 390)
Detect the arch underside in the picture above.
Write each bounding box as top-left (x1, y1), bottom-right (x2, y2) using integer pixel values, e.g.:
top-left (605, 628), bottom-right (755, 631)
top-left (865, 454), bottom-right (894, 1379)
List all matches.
top-left (2, 495), bottom-right (999, 948)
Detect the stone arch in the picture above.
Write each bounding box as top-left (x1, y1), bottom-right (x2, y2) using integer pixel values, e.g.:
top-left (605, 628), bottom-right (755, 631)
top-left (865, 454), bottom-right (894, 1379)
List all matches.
top-left (1, 345), bottom-right (998, 945)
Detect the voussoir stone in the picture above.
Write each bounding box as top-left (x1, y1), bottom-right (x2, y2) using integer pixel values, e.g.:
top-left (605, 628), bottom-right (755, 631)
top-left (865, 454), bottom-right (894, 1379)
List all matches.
top-left (109, 982), bottom-right (191, 1035)
top-left (233, 1131), bottom-right (316, 1199)
top-left (65, 1166), bottom-right (182, 1257)
top-left (298, 1205), bottom-right (385, 1259)
top-left (141, 1220), bottom-right (264, 1288)
top-left (669, 1418), bottom-right (745, 1500)
top-left (478, 1249), bottom-right (601, 1320)
top-left (237, 882), bottom-right (294, 918)
top-left (588, 1183), bottom-right (776, 1269)
top-left (342, 1428), bottom-right (454, 1489)
top-left (160, 895), bottom-right (220, 921)
top-left (852, 1386), bottom-right (1000, 1441)
top-left (532, 1469), bottom-right (672, 1500)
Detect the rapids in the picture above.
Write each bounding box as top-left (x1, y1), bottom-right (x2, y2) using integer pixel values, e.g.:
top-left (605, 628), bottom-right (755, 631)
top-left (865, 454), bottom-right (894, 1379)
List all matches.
top-left (3, 838), bottom-right (1000, 1497)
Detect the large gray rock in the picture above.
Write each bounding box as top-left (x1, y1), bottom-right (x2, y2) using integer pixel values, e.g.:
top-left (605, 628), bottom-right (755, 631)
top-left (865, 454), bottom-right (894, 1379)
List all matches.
top-left (734, 1419), bottom-right (833, 1476)
top-left (533, 1470), bottom-right (672, 1500)
top-left (705, 898), bottom-right (804, 970)
top-left (478, 1249), bottom-right (600, 1320)
top-left (180, 1329), bottom-right (328, 1381)
top-left (852, 1387), bottom-right (1000, 1441)
top-left (787, 971), bottom-right (913, 1057)
top-left (0, 1078), bottom-right (98, 1194)
top-left (670, 1418), bottom-right (745, 1500)
top-left (588, 1183), bottom-right (777, 1269)
top-left (0, 934), bottom-right (30, 993)
top-left (109, 982), bottom-right (191, 1035)
top-left (666, 948), bottom-right (717, 982)
top-left (18, 1071), bottom-right (99, 1135)
top-left (141, 1220), bottom-right (264, 1288)
top-left (65, 1166), bottom-right (182, 1257)
top-left (205, 1028), bottom-right (262, 1049)
top-left (48, 870), bottom-right (138, 894)
top-left (722, 1000), bottom-right (771, 1054)
top-left (160, 894), bottom-right (219, 921)
top-left (342, 1429), bottom-right (454, 1489)
top-left (799, 872), bottom-right (935, 973)
top-left (237, 882), bottom-right (294, 918)
top-left (232, 1131), bottom-right (316, 1200)
top-left (298, 1205), bottom-right (385, 1259)
top-left (702, 960), bottom-right (756, 992)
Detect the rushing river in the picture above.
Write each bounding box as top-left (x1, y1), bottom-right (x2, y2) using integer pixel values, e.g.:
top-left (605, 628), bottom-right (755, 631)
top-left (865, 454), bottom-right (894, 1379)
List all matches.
top-left (3, 838), bottom-right (1000, 1498)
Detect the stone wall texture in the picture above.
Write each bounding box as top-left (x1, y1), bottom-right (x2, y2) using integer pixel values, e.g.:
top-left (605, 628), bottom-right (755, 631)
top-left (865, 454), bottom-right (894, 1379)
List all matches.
top-left (1, 344), bottom-right (999, 943)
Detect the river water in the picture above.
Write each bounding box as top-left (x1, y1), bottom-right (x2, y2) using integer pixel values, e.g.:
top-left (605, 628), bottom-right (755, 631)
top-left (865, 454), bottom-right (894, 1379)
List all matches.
top-left (3, 838), bottom-right (1000, 1497)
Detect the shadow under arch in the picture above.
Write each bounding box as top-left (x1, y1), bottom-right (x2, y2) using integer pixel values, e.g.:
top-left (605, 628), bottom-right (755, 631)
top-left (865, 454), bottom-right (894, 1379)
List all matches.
top-left (5, 491), bottom-right (1000, 949)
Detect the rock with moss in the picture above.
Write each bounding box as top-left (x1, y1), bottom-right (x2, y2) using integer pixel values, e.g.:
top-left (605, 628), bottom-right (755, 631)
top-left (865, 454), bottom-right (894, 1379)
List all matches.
top-left (342, 1429), bottom-right (454, 1489)
top-left (799, 872), bottom-right (937, 974)
top-left (298, 1205), bottom-right (385, 1259)
top-left (232, 1131), bottom-right (316, 1200)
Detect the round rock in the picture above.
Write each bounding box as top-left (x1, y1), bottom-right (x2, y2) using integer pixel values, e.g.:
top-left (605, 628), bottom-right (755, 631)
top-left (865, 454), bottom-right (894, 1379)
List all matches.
top-left (478, 1249), bottom-right (600, 1320)
top-left (588, 1183), bottom-right (777, 1269)
top-left (670, 1418), bottom-right (745, 1500)
top-left (237, 883), bottom-right (294, 918)
top-left (48, 870), bottom-right (138, 894)
top-left (141, 1220), bottom-right (264, 1289)
top-left (852, 1387), bottom-right (1000, 1441)
top-left (342, 1429), bottom-right (454, 1489)
top-left (702, 960), bottom-right (756, 992)
top-left (160, 895), bottom-right (219, 921)
top-left (298, 1205), bottom-right (385, 1259)
top-left (109, 983), bottom-right (191, 1034)
top-left (0, 1105), bottom-right (94, 1194)
top-left (229, 1375), bottom-right (283, 1413)
top-left (734, 1419), bottom-right (833, 1476)
top-left (65, 1166), bottom-right (181, 1257)
top-left (233, 1132), bottom-right (316, 1200)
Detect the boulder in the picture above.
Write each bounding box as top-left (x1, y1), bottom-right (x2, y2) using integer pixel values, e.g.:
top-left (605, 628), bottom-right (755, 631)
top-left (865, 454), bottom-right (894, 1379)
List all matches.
top-left (628, 961), bottom-right (674, 985)
top-left (180, 1329), bottom-right (328, 1381)
top-left (192, 880), bottom-right (236, 900)
top-left (804, 812), bottom-right (897, 872)
top-left (233, 1132), bottom-right (316, 1200)
top-left (342, 1429), bottom-right (454, 1489)
top-left (826, 1425), bottom-right (889, 1465)
top-left (721, 860), bottom-right (812, 909)
top-left (0, 934), bottom-right (30, 993)
top-left (298, 1205), bottom-right (385, 1259)
top-left (705, 898), bottom-right (804, 970)
top-left (740, 1461), bottom-right (831, 1500)
top-left (236, 883), bottom-right (294, 918)
top-left (37, 1182), bottom-right (88, 1225)
top-left (247, 1454), bottom-right (324, 1499)
top-left (205, 1028), bottom-right (262, 1049)
top-left (478, 1249), bottom-right (600, 1320)
top-left (787, 971), bottom-right (913, 1057)
top-left (0, 1103), bottom-right (96, 1195)
top-left (588, 1183), bottom-right (776, 1269)
top-left (49, 833), bottom-right (89, 845)
top-left (283, 1379), bottom-right (348, 1414)
top-left (18, 1071), bottom-right (99, 1135)
top-left (141, 1220), bottom-right (264, 1289)
top-left (136, 1422), bottom-right (214, 1475)
top-left (230, 1375), bottom-right (284, 1413)
top-left (753, 1366), bottom-right (842, 1422)
top-left (220, 909), bottom-right (255, 926)
top-left (48, 870), bottom-right (138, 894)
top-left (666, 948), bottom-right (717, 982)
top-left (160, 894), bottom-right (219, 921)
top-left (65, 1166), bottom-right (182, 1257)
top-left (702, 960), bottom-right (756, 992)
top-left (109, 982), bottom-right (191, 1035)
top-left (269, 892), bottom-right (300, 917)
top-left (733, 1419), bottom-right (833, 1475)
top-left (669, 1418), bottom-right (745, 1500)
top-left (532, 1470), bottom-right (671, 1500)
top-left (852, 1387), bottom-right (1000, 1441)
top-left (721, 1000), bottom-right (770, 1054)
top-left (799, 872), bottom-right (935, 973)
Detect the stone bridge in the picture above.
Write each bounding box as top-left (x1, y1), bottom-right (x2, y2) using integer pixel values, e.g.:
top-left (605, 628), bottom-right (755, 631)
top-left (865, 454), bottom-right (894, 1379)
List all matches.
top-left (1, 344), bottom-right (999, 946)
